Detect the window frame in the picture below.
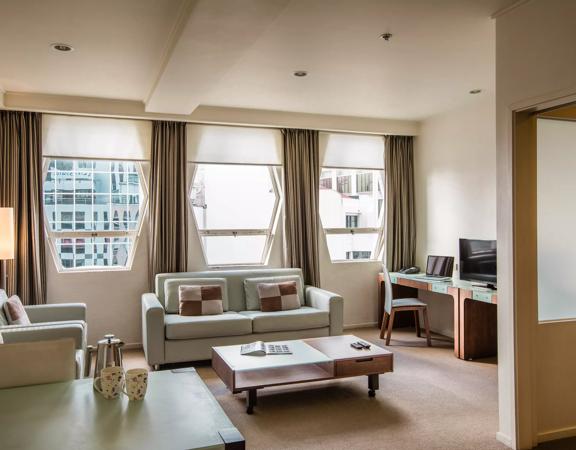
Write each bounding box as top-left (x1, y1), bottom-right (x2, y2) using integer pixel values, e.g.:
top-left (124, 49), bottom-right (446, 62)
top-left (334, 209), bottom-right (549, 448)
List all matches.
top-left (188, 162), bottom-right (282, 267)
top-left (42, 157), bottom-right (149, 273)
top-left (320, 167), bottom-right (386, 263)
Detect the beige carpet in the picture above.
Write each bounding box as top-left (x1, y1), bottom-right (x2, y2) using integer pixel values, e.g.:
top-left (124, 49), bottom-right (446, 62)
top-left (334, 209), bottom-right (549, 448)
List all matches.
top-left (125, 328), bottom-right (506, 450)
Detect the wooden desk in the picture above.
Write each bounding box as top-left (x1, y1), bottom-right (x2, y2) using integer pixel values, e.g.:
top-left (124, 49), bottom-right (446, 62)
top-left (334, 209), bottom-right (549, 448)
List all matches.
top-left (0, 369), bottom-right (245, 450)
top-left (377, 273), bottom-right (497, 360)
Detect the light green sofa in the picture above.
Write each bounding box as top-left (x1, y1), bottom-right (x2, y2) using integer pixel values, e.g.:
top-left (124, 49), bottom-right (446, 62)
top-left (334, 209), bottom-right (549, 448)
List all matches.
top-left (141, 268), bottom-right (344, 367)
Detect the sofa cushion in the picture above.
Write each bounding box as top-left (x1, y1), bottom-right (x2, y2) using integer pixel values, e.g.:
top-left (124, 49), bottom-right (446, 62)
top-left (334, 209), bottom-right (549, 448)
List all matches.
top-left (164, 312), bottom-right (252, 340)
top-left (4, 296), bottom-right (31, 325)
top-left (0, 290), bottom-right (9, 326)
top-left (244, 275), bottom-right (304, 311)
top-left (179, 285), bottom-right (224, 316)
top-left (257, 281), bottom-right (300, 312)
top-left (239, 307), bottom-right (329, 333)
top-left (165, 278), bottom-right (228, 313)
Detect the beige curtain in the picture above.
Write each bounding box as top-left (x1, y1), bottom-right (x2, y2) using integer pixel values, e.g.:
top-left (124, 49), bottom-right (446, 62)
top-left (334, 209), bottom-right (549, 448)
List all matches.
top-left (0, 111), bottom-right (46, 304)
top-left (149, 121), bottom-right (188, 286)
top-left (282, 129), bottom-right (320, 286)
top-left (385, 135), bottom-right (416, 271)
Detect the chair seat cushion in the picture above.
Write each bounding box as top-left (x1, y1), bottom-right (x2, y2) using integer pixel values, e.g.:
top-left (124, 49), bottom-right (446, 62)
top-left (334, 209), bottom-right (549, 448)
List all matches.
top-left (392, 298), bottom-right (427, 308)
top-left (164, 312), bottom-right (252, 340)
top-left (239, 307), bottom-right (329, 333)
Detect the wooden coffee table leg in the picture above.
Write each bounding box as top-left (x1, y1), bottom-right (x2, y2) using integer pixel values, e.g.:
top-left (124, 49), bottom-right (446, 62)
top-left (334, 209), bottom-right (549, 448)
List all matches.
top-left (246, 389), bottom-right (257, 414)
top-left (368, 374), bottom-right (379, 397)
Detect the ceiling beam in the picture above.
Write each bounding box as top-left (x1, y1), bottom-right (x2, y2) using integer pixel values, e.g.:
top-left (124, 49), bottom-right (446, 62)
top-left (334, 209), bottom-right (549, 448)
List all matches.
top-left (145, 0), bottom-right (290, 115)
top-left (2, 91), bottom-right (420, 135)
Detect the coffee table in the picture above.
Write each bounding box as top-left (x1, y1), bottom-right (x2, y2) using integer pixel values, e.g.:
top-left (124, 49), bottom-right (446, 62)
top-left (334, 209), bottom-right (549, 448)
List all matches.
top-left (212, 335), bottom-right (393, 414)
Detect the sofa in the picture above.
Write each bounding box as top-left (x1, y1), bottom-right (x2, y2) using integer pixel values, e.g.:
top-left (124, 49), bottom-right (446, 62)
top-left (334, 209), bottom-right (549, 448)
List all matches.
top-left (0, 290), bottom-right (88, 378)
top-left (141, 268), bottom-right (344, 367)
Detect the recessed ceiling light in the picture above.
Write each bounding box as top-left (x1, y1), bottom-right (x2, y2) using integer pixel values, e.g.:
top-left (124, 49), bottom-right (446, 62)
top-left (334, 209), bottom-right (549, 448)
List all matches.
top-left (50, 43), bottom-right (74, 52)
top-left (293, 71), bottom-right (308, 77)
top-left (379, 33), bottom-right (393, 41)
top-left (469, 89), bottom-right (482, 94)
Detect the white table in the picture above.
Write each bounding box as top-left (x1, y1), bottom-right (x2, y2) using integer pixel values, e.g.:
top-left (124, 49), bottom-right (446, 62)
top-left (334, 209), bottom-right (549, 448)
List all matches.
top-left (0, 369), bottom-right (244, 450)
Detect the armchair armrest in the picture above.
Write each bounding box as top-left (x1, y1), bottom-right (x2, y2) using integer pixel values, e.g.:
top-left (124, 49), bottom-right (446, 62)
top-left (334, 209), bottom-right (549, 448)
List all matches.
top-left (305, 286), bottom-right (344, 336)
top-left (142, 293), bottom-right (165, 366)
top-left (25, 303), bottom-right (86, 323)
top-left (0, 322), bottom-right (86, 350)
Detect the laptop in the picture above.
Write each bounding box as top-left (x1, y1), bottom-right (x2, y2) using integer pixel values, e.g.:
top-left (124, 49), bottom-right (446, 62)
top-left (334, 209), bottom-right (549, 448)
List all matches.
top-left (425, 255), bottom-right (454, 278)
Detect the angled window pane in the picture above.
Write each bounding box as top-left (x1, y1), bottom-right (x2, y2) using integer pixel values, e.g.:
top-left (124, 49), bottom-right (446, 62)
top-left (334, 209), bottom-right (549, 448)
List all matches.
top-left (189, 163), bottom-right (280, 266)
top-left (44, 159), bottom-right (146, 270)
top-left (325, 233), bottom-right (379, 261)
top-left (319, 169), bottom-right (383, 229)
top-left (192, 165), bottom-right (276, 230)
top-left (201, 235), bottom-right (267, 266)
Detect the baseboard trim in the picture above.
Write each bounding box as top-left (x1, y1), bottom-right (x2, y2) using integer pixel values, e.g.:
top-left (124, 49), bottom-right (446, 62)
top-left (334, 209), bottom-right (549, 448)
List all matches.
top-left (123, 342), bottom-right (143, 350)
top-left (343, 322), bottom-right (378, 329)
top-left (496, 431), bottom-right (514, 448)
top-left (538, 425), bottom-right (576, 443)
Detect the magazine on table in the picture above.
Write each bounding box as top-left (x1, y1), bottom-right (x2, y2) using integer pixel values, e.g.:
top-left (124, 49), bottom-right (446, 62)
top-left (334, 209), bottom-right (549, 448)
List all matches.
top-left (240, 341), bottom-right (292, 356)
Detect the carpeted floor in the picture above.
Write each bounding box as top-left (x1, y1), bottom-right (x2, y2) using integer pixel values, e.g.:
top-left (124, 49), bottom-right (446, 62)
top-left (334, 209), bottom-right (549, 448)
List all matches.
top-left (125, 327), bottom-right (506, 450)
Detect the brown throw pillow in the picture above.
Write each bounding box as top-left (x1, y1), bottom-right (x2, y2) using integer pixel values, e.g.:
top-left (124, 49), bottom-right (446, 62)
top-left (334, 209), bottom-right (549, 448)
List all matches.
top-left (179, 285), bottom-right (224, 316)
top-left (3, 295), bottom-right (31, 325)
top-left (256, 281), bottom-right (301, 312)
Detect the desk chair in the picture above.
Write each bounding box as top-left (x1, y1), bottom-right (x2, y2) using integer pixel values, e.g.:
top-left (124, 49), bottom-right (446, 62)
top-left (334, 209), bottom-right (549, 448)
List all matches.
top-left (379, 268), bottom-right (432, 346)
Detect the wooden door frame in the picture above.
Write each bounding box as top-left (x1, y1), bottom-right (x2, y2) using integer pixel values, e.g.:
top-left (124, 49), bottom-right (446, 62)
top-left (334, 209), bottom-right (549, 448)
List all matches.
top-left (510, 91), bottom-right (576, 449)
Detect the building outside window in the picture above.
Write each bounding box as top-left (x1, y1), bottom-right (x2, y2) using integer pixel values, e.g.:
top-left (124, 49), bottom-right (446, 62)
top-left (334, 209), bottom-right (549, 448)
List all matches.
top-left (356, 172), bottom-right (373, 193)
top-left (319, 168), bottom-right (385, 261)
top-left (346, 251), bottom-right (372, 260)
top-left (189, 164), bottom-right (281, 266)
top-left (336, 175), bottom-right (351, 194)
top-left (43, 159), bottom-right (147, 271)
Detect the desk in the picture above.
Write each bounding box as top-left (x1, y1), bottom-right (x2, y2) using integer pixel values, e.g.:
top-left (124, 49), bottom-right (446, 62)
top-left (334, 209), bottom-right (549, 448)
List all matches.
top-left (377, 273), bottom-right (497, 360)
top-left (0, 368), bottom-right (245, 450)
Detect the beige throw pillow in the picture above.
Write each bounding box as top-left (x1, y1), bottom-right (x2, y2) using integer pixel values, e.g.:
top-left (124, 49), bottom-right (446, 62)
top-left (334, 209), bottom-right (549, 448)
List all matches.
top-left (179, 285), bottom-right (224, 316)
top-left (257, 281), bottom-right (301, 312)
top-left (3, 295), bottom-right (31, 325)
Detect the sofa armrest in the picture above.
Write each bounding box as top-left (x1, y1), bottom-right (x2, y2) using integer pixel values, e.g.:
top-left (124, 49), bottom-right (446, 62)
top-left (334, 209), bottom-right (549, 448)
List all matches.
top-left (25, 303), bottom-right (87, 323)
top-left (0, 322), bottom-right (86, 350)
top-left (142, 293), bottom-right (165, 366)
top-left (305, 286), bottom-right (344, 336)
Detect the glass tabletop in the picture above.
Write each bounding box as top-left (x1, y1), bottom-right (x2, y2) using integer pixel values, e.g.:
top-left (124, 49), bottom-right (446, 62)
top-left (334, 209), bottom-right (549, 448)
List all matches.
top-left (213, 340), bottom-right (332, 372)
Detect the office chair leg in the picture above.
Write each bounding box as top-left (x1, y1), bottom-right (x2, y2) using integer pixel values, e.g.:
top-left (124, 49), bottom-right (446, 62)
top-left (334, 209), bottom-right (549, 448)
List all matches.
top-left (422, 308), bottom-right (432, 347)
top-left (414, 310), bottom-right (421, 337)
top-left (385, 310), bottom-right (395, 346)
top-left (380, 312), bottom-right (389, 339)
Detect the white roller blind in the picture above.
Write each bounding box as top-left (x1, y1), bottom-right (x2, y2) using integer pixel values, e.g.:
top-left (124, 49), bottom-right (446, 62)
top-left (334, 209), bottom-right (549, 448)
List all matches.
top-left (187, 124), bottom-right (282, 165)
top-left (320, 132), bottom-right (384, 169)
top-left (43, 115), bottom-right (151, 160)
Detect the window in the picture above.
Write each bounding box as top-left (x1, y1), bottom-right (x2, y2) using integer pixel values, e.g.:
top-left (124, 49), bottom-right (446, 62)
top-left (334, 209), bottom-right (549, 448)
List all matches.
top-left (319, 168), bottom-right (385, 262)
top-left (43, 159), bottom-right (147, 271)
top-left (190, 164), bottom-right (281, 266)
top-left (356, 172), bottom-right (373, 193)
top-left (336, 175), bottom-right (351, 194)
top-left (345, 214), bottom-right (359, 228)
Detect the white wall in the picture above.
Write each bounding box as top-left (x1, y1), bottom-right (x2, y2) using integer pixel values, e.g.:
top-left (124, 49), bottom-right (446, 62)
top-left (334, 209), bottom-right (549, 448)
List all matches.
top-left (496, 0), bottom-right (576, 446)
top-left (414, 94), bottom-right (497, 337)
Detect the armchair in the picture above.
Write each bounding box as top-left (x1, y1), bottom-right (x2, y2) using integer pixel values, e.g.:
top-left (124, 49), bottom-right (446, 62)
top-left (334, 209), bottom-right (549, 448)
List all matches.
top-left (0, 290), bottom-right (88, 378)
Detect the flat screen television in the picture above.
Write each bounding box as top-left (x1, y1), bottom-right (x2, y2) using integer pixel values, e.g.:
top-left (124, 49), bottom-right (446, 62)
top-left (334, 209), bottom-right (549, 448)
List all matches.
top-left (459, 239), bottom-right (497, 285)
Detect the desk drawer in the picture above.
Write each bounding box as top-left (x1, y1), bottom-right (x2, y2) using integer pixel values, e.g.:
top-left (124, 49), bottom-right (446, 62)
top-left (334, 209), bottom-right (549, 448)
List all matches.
top-left (334, 356), bottom-right (392, 378)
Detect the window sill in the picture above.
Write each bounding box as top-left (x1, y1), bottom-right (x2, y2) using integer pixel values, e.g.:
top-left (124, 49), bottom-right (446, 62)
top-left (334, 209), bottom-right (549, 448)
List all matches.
top-left (330, 259), bottom-right (383, 265)
top-left (55, 266), bottom-right (134, 274)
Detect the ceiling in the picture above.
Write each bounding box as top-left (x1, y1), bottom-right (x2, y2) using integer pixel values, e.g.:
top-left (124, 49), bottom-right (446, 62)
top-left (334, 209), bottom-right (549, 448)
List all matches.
top-left (0, 0), bottom-right (517, 121)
